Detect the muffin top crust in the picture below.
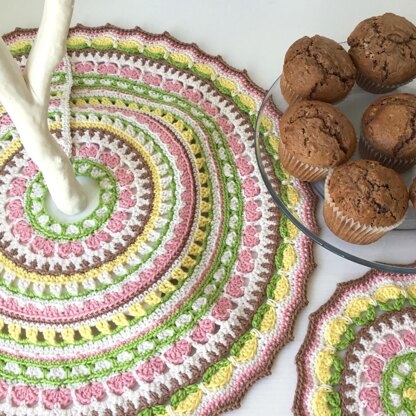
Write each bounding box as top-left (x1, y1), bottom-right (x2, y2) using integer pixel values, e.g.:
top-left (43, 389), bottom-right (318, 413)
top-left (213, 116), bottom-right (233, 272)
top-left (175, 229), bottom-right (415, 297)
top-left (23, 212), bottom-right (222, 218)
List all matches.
top-left (326, 159), bottom-right (409, 227)
top-left (348, 13), bottom-right (416, 85)
top-left (280, 100), bottom-right (356, 168)
top-left (362, 93), bottom-right (416, 159)
top-left (283, 35), bottom-right (357, 102)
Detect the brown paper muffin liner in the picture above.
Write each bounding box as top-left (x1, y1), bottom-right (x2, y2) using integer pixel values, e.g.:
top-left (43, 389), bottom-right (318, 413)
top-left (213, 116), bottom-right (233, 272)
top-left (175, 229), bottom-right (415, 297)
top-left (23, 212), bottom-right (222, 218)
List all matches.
top-left (359, 131), bottom-right (416, 173)
top-left (280, 73), bottom-right (305, 105)
top-left (323, 170), bottom-right (405, 244)
top-left (355, 71), bottom-right (415, 94)
top-left (279, 140), bottom-right (328, 182)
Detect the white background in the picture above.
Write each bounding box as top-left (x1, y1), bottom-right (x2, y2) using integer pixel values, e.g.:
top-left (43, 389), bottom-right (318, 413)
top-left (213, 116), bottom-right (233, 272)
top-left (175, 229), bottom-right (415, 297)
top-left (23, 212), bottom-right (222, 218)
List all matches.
top-left (1, 1), bottom-right (416, 414)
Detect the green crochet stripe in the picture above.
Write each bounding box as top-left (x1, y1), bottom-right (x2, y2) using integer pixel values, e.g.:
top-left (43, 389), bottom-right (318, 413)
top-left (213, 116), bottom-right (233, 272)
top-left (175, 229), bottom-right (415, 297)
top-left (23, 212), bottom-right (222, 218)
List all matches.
top-left (0, 82), bottom-right (245, 385)
top-left (378, 295), bottom-right (406, 312)
top-left (266, 274), bottom-right (284, 300)
top-left (0, 131), bottom-right (13, 142)
top-left (308, 297), bottom-right (416, 414)
top-left (7, 43), bottom-right (288, 415)
top-left (350, 304), bottom-right (376, 326)
top-left (202, 359), bottom-right (230, 384)
top-left (252, 304), bottom-right (271, 330)
top-left (230, 332), bottom-right (254, 358)
top-left (51, 72), bottom-right (67, 85)
top-left (328, 355), bottom-right (343, 386)
top-left (0, 116), bottom-right (177, 301)
top-left (382, 352), bottom-right (416, 415)
top-left (170, 385), bottom-right (201, 410)
top-left (25, 159), bottom-right (118, 241)
top-left (263, 133), bottom-right (287, 182)
top-left (327, 391), bottom-right (342, 416)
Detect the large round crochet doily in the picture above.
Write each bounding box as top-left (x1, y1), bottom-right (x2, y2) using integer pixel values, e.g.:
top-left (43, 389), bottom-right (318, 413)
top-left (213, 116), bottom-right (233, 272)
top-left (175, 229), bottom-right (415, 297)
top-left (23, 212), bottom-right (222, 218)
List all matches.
top-left (294, 269), bottom-right (416, 416)
top-left (0, 25), bottom-right (315, 415)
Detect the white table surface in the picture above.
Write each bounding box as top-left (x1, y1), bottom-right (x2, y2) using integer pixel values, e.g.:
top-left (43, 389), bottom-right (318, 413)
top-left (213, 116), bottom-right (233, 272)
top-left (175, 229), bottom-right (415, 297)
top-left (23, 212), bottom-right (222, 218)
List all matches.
top-left (1, 1), bottom-right (416, 414)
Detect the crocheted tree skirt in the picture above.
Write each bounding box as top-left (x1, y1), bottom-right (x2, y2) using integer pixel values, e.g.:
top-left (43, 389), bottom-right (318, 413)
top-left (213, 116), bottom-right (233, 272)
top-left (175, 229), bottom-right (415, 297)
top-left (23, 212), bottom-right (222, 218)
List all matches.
top-left (0, 26), bottom-right (315, 415)
top-left (294, 269), bottom-right (416, 416)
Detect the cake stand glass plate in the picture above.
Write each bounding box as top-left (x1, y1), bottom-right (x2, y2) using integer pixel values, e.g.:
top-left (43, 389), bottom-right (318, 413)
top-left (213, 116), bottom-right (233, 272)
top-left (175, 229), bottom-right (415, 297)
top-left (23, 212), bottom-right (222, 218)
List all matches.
top-left (255, 75), bottom-right (416, 274)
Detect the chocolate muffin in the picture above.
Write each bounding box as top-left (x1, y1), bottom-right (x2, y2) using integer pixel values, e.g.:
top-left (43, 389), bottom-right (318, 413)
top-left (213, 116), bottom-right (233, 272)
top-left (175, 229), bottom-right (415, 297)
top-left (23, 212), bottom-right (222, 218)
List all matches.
top-left (360, 93), bottom-right (416, 172)
top-left (281, 35), bottom-right (357, 104)
top-left (279, 100), bottom-right (356, 182)
top-left (348, 13), bottom-right (416, 93)
top-left (410, 178), bottom-right (416, 209)
top-left (324, 160), bottom-right (408, 244)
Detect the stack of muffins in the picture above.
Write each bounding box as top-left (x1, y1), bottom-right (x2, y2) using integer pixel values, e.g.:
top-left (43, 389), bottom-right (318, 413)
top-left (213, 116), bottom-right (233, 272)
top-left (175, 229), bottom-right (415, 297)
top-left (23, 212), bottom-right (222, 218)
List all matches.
top-left (278, 12), bottom-right (416, 245)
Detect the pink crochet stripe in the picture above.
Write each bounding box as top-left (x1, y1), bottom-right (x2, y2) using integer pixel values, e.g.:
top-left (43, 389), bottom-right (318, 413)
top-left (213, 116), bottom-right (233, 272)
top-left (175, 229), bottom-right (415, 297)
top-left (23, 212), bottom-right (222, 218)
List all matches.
top-left (199, 325), bottom-right (298, 415)
top-left (0, 212), bottom-right (226, 363)
top-left (0, 113), bottom-right (196, 323)
top-left (0, 117), bottom-right (232, 363)
top-left (296, 271), bottom-right (416, 404)
top-left (0, 25), bottom-right (319, 416)
top-left (197, 234), bottom-right (314, 415)
top-left (64, 26), bottom-right (267, 104)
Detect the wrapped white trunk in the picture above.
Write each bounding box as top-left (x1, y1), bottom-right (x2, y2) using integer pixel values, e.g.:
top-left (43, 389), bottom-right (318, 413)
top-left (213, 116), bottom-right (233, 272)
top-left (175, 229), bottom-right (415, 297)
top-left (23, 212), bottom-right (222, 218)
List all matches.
top-left (0, 0), bottom-right (86, 215)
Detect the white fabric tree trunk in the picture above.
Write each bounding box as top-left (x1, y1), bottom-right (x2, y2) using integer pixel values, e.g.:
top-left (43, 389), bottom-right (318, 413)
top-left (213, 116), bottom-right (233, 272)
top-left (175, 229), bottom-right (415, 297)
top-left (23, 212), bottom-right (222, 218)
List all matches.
top-left (0, 0), bottom-right (86, 215)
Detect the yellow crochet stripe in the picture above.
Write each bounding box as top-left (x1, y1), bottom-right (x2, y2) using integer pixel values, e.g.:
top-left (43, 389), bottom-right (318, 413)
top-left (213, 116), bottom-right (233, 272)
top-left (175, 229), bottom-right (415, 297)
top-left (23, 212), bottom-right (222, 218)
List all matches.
top-left (273, 276), bottom-right (289, 302)
top-left (0, 121), bottom-right (162, 284)
top-left (0, 115), bottom-right (214, 344)
top-left (169, 52), bottom-right (192, 67)
top-left (0, 139), bottom-right (21, 166)
top-left (204, 362), bottom-right (233, 391)
top-left (312, 387), bottom-right (332, 416)
top-left (374, 285), bottom-right (405, 304)
top-left (67, 34), bottom-right (259, 113)
top-left (344, 297), bottom-right (374, 319)
top-left (6, 35), bottom-right (300, 409)
top-left (233, 334), bottom-right (258, 363)
top-left (282, 244), bottom-right (296, 272)
top-left (324, 317), bottom-right (349, 347)
top-left (259, 307), bottom-right (276, 333)
top-left (312, 284), bottom-right (408, 408)
top-left (174, 390), bottom-right (203, 414)
top-left (404, 385), bottom-right (416, 401)
top-left (66, 68), bottom-right (293, 403)
top-left (315, 348), bottom-right (335, 384)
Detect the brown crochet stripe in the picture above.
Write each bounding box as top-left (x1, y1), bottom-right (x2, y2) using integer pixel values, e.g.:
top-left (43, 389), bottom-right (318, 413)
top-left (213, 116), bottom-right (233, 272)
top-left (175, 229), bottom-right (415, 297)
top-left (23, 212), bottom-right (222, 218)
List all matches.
top-left (340, 307), bottom-right (416, 416)
top-left (0, 127), bottom-right (154, 276)
top-left (293, 270), bottom-right (378, 416)
top-left (64, 31), bottom-right (288, 414)
top-left (293, 268), bottom-right (416, 416)
top-left (66, 24), bottom-right (316, 416)
top-left (0, 25), bottom-right (317, 416)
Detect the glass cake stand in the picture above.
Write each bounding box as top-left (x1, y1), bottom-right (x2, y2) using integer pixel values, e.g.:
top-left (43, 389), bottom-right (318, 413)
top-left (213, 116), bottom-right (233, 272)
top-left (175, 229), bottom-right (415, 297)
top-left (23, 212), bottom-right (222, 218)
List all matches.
top-left (255, 76), bottom-right (416, 274)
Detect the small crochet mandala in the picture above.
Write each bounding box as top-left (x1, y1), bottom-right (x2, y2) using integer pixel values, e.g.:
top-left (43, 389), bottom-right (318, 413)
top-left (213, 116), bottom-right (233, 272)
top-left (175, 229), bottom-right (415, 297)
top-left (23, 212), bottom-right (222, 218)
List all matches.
top-left (0, 25), bottom-right (315, 415)
top-left (294, 269), bottom-right (416, 416)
